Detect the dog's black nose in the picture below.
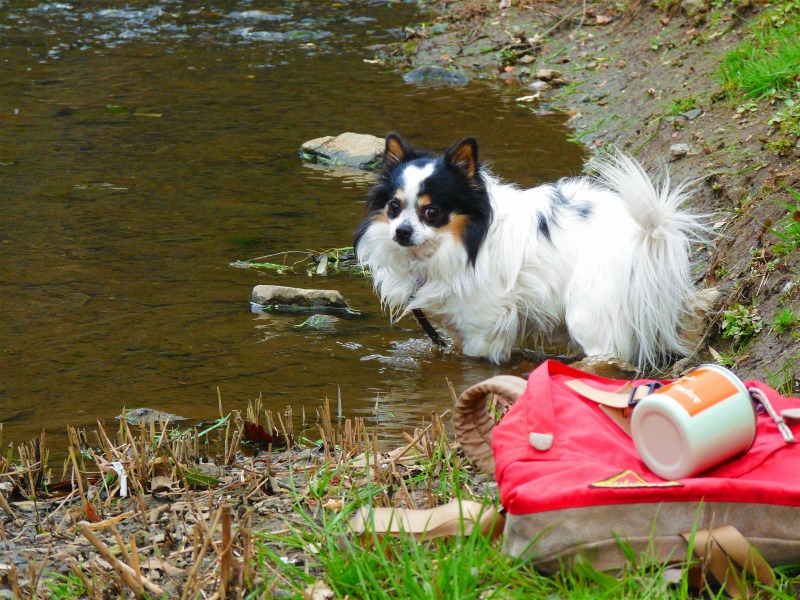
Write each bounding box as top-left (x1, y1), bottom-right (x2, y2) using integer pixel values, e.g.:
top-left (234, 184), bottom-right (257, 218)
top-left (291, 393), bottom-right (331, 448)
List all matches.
top-left (394, 222), bottom-right (414, 246)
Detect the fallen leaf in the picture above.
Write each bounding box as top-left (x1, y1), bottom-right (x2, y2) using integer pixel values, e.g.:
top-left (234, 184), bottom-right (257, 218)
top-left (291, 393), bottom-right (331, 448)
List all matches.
top-left (242, 421), bottom-right (293, 448)
top-left (596, 14), bottom-right (613, 24)
top-left (85, 502), bottom-right (102, 523)
top-left (182, 467), bottom-right (220, 488)
top-left (150, 475), bottom-right (174, 494)
top-left (323, 499), bottom-right (343, 511)
top-left (498, 0), bottom-right (511, 8)
top-left (304, 581), bottom-right (334, 600)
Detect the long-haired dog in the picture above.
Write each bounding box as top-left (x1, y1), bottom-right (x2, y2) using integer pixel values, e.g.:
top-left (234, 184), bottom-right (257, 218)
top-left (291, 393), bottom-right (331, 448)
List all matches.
top-left (354, 133), bottom-right (709, 369)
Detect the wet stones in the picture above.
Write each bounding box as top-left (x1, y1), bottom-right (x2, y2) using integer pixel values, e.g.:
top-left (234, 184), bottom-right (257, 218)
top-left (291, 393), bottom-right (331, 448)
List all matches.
top-left (525, 67), bottom-right (570, 92)
top-left (252, 284), bottom-right (351, 313)
top-left (300, 132), bottom-right (384, 170)
top-left (569, 354), bottom-right (638, 378)
top-left (121, 408), bottom-right (189, 425)
top-left (535, 68), bottom-right (570, 86)
top-left (403, 65), bottom-right (470, 86)
top-left (669, 143), bottom-right (691, 160)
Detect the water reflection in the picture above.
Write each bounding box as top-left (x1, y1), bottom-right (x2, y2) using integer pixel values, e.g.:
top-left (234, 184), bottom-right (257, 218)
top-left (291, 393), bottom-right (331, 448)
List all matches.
top-left (0, 0), bottom-right (584, 449)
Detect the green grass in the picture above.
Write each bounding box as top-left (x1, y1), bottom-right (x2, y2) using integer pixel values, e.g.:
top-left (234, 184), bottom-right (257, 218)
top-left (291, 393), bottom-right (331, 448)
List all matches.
top-left (768, 189), bottom-right (800, 254)
top-left (718, 19), bottom-right (800, 99)
top-left (252, 491), bottom-right (800, 599)
top-left (45, 572), bottom-right (89, 599)
top-left (773, 307), bottom-right (800, 335)
top-left (765, 357), bottom-right (800, 395)
top-left (253, 498), bottom-right (701, 599)
top-left (666, 95), bottom-right (699, 116)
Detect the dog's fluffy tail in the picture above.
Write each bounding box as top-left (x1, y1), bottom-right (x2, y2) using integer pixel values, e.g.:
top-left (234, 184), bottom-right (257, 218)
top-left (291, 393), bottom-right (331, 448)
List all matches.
top-left (593, 152), bottom-right (710, 369)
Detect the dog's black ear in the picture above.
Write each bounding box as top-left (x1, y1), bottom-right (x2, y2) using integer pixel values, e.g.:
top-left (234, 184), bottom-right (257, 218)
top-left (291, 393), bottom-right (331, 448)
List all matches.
top-left (384, 133), bottom-right (413, 168)
top-left (444, 137), bottom-right (479, 179)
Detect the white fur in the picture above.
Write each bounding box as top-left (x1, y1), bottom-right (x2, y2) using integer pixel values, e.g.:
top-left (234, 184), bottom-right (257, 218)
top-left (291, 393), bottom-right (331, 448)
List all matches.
top-left (356, 152), bottom-right (708, 369)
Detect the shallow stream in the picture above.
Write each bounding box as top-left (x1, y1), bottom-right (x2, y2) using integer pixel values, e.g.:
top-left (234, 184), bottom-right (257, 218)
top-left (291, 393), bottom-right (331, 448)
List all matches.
top-left (0, 0), bottom-right (583, 448)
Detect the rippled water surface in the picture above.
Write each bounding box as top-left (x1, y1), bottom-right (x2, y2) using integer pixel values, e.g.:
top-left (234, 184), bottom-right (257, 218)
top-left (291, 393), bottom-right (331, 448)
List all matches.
top-left (0, 0), bottom-right (584, 447)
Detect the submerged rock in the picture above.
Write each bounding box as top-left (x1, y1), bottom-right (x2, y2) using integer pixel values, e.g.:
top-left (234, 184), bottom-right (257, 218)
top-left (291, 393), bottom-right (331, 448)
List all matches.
top-left (295, 314), bottom-right (340, 330)
top-left (403, 65), bottom-right (470, 86)
top-left (252, 284), bottom-right (352, 313)
top-left (569, 354), bottom-right (638, 378)
top-left (300, 132), bottom-right (384, 170)
top-left (121, 408), bottom-right (188, 424)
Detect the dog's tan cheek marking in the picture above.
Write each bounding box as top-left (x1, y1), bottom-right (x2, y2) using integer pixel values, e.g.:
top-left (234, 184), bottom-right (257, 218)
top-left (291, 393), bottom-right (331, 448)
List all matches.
top-left (443, 214), bottom-right (469, 239)
top-left (375, 211), bottom-right (389, 223)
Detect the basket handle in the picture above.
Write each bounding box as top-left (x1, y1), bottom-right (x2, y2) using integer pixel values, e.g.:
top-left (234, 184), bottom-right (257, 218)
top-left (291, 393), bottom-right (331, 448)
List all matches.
top-left (453, 375), bottom-right (528, 476)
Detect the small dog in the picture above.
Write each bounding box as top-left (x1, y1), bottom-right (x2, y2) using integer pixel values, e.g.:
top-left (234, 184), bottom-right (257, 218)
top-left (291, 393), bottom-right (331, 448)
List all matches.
top-left (354, 133), bottom-right (709, 369)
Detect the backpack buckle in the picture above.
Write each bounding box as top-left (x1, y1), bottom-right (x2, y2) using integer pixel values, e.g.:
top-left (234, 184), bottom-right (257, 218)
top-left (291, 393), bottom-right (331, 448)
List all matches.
top-left (628, 382), bottom-right (662, 407)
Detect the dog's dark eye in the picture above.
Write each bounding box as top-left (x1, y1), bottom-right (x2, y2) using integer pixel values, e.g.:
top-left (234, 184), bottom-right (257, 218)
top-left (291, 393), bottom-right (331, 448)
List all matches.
top-left (422, 205), bottom-right (440, 223)
top-left (387, 199), bottom-right (401, 219)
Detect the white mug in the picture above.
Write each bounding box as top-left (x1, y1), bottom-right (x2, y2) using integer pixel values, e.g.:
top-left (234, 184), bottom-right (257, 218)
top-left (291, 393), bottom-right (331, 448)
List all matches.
top-left (631, 364), bottom-right (756, 480)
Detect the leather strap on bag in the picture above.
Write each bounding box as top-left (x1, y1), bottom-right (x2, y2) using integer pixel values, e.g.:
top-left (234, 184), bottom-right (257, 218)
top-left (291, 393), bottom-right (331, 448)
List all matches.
top-left (453, 375), bottom-right (528, 477)
top-left (350, 499), bottom-right (505, 542)
top-left (682, 525), bottom-right (775, 599)
top-left (564, 379), bottom-right (659, 438)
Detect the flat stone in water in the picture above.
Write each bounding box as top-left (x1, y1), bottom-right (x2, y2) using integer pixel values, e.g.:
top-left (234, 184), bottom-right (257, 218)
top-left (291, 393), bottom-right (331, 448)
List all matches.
top-left (403, 65), bottom-right (470, 86)
top-left (121, 408), bottom-right (188, 424)
top-left (569, 354), bottom-right (638, 378)
top-left (252, 284), bottom-right (353, 314)
top-left (300, 132), bottom-right (384, 170)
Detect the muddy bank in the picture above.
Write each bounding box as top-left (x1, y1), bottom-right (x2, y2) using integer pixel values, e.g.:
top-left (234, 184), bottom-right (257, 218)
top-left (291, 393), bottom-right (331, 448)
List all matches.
top-left (384, 0), bottom-right (799, 385)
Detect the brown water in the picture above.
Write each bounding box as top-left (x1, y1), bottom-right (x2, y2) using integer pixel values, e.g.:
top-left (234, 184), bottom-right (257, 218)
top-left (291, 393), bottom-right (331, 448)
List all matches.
top-left (0, 0), bottom-right (584, 449)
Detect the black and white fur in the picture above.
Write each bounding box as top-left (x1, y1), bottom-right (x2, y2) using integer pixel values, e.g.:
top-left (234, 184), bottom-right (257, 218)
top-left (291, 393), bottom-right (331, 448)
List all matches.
top-left (354, 133), bottom-right (708, 369)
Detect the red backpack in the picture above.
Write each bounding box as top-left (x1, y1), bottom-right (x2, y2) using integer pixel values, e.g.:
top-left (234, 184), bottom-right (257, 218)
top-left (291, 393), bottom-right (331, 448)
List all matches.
top-left (454, 360), bottom-right (800, 596)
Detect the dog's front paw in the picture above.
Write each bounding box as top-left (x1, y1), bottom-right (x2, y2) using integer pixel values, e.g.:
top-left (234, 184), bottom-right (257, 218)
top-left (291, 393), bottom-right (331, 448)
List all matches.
top-left (461, 337), bottom-right (513, 365)
top-left (461, 337), bottom-right (492, 360)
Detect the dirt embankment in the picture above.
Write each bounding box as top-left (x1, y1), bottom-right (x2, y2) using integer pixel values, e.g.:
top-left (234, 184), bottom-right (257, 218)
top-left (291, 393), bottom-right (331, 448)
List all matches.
top-left (388, 0), bottom-right (800, 384)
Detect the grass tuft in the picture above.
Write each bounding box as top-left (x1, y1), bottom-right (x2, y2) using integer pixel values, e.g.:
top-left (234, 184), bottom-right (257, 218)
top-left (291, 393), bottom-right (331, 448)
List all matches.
top-left (718, 20), bottom-right (800, 99)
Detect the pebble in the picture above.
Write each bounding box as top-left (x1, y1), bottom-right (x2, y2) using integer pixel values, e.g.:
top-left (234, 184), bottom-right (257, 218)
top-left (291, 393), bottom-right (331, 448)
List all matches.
top-left (670, 143), bottom-right (691, 160)
top-left (526, 80), bottom-right (550, 92)
top-left (535, 68), bottom-right (563, 81)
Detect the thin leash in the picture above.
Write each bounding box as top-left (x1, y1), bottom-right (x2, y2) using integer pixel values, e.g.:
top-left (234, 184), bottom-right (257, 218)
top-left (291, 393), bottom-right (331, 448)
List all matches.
top-left (412, 309), bottom-right (448, 348)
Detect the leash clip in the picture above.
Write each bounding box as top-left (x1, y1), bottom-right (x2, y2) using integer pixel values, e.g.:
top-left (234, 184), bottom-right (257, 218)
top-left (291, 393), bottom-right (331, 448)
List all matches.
top-left (750, 387), bottom-right (795, 443)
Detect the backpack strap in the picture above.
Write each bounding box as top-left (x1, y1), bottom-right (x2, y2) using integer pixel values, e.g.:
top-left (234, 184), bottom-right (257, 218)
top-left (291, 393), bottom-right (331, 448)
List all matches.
top-left (350, 499), bottom-right (504, 541)
top-left (454, 375), bottom-right (528, 477)
top-left (564, 379), bottom-right (662, 437)
top-left (683, 525), bottom-right (775, 599)
top-left (564, 379), bottom-right (658, 408)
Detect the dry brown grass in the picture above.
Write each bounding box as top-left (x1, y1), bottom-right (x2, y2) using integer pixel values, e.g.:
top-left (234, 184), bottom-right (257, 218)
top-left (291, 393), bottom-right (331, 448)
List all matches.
top-left (0, 398), bottom-right (468, 598)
